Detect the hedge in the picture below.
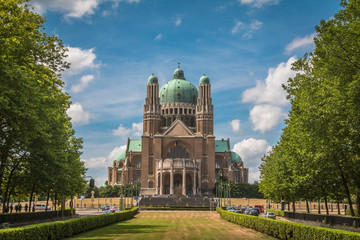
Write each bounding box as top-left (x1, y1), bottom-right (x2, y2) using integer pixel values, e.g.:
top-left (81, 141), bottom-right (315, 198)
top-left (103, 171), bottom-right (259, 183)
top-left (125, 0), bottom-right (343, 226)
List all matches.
top-left (217, 207), bottom-right (360, 240)
top-left (141, 206), bottom-right (210, 211)
top-left (0, 210), bottom-right (73, 225)
top-left (0, 207), bottom-right (138, 240)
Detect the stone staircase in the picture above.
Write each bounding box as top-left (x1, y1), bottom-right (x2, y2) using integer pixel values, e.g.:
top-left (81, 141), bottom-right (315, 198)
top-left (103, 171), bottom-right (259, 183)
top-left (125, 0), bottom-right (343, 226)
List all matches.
top-left (139, 195), bottom-right (213, 207)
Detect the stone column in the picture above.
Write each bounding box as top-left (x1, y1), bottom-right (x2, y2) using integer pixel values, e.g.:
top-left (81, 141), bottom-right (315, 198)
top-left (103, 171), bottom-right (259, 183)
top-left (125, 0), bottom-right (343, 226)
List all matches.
top-left (155, 160), bottom-right (158, 195)
top-left (170, 159), bottom-right (174, 195)
top-left (182, 159), bottom-right (186, 195)
top-left (198, 160), bottom-right (202, 195)
top-left (160, 160), bottom-right (163, 195)
top-left (193, 170), bottom-right (196, 196)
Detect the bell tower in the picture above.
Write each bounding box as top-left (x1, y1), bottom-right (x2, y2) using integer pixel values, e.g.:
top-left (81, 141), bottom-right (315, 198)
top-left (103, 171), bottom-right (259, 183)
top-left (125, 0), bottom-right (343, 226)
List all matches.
top-left (196, 74), bottom-right (213, 135)
top-left (143, 74), bottom-right (161, 134)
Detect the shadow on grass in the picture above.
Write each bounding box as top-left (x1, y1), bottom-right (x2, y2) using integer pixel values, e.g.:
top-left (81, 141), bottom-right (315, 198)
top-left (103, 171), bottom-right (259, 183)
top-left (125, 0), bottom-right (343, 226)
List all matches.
top-left (69, 222), bottom-right (167, 239)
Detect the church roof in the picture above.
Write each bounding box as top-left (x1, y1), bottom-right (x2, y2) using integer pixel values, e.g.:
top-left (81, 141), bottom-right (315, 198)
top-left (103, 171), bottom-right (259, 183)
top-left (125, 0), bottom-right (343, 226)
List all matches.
top-left (159, 68), bottom-right (198, 104)
top-left (115, 150), bottom-right (126, 163)
top-left (128, 140), bottom-right (142, 152)
top-left (215, 139), bottom-right (229, 152)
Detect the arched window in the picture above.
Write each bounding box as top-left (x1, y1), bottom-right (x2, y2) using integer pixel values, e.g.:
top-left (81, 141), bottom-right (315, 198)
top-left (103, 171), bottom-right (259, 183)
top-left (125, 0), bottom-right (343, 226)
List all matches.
top-left (149, 181), bottom-right (154, 188)
top-left (167, 144), bottom-right (190, 159)
top-left (134, 160), bottom-right (141, 169)
top-left (215, 160), bottom-right (222, 169)
top-left (167, 118), bottom-right (172, 126)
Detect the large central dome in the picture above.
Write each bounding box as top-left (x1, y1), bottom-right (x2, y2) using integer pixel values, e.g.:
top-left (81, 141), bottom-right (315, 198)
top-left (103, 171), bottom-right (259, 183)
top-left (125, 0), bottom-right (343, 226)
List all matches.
top-left (159, 68), bottom-right (198, 104)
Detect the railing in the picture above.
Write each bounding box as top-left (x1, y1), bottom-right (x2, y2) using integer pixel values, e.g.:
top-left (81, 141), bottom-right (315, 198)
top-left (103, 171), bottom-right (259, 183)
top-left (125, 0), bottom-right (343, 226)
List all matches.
top-left (158, 159), bottom-right (200, 169)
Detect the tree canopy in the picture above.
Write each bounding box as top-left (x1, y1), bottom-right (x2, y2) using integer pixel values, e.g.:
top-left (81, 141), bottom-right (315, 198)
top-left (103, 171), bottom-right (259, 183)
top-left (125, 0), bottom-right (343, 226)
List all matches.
top-left (0, 0), bottom-right (86, 211)
top-left (259, 0), bottom-right (360, 216)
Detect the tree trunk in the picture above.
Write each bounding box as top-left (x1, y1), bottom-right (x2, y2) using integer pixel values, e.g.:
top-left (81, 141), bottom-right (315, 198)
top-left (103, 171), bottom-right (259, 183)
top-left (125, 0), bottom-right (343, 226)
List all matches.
top-left (356, 186), bottom-right (360, 217)
top-left (338, 164), bottom-right (355, 216)
top-left (292, 200), bottom-right (295, 212)
top-left (337, 202), bottom-right (340, 215)
top-left (46, 192), bottom-right (50, 211)
top-left (28, 184), bottom-right (35, 212)
top-left (287, 202), bottom-right (290, 211)
top-left (324, 197), bottom-right (329, 215)
top-left (318, 200), bottom-right (321, 214)
top-left (306, 200), bottom-right (310, 213)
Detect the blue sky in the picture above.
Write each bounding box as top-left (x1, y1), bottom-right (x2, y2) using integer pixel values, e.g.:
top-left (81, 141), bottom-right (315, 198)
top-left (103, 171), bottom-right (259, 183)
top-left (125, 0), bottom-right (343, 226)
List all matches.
top-left (30, 0), bottom-right (341, 185)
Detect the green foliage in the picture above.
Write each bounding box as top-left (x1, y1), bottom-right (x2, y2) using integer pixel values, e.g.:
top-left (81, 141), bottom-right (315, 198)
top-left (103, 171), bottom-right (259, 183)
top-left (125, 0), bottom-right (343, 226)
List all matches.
top-left (217, 208), bottom-right (360, 240)
top-left (0, 0), bottom-right (86, 210)
top-left (347, 209), bottom-right (359, 216)
top-left (259, 0), bottom-right (360, 216)
top-left (0, 207), bottom-right (138, 240)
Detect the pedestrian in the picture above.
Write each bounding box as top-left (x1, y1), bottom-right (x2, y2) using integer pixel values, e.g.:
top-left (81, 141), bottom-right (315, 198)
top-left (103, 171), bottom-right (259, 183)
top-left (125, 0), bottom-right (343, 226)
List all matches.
top-left (32, 204), bottom-right (35, 212)
top-left (15, 204), bottom-right (18, 212)
top-left (10, 204), bottom-right (13, 213)
top-left (19, 203), bottom-right (22, 212)
top-left (25, 203), bottom-right (28, 212)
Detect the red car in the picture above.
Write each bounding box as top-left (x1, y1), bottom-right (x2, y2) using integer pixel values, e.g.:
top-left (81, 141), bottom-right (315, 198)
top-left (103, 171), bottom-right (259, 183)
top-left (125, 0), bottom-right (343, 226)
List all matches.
top-left (254, 205), bottom-right (263, 213)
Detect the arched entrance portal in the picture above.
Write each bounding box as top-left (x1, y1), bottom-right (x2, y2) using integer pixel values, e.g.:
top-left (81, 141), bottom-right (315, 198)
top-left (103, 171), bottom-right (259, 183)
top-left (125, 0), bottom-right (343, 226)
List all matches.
top-left (163, 173), bottom-right (170, 194)
top-left (186, 173), bottom-right (193, 195)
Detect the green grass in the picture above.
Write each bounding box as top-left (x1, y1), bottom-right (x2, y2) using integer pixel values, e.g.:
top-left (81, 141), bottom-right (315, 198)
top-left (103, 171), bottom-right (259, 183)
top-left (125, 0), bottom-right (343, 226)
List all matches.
top-left (68, 212), bottom-right (275, 240)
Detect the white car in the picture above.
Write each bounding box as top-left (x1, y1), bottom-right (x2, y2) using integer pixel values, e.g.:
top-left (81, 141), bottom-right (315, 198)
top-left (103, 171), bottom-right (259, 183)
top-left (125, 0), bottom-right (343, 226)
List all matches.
top-left (265, 212), bottom-right (276, 219)
top-left (35, 203), bottom-right (51, 210)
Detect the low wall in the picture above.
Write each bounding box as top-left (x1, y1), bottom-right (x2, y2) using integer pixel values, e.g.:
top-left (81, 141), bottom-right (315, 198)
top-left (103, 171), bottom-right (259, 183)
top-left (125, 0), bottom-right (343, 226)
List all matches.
top-left (284, 211), bottom-right (360, 227)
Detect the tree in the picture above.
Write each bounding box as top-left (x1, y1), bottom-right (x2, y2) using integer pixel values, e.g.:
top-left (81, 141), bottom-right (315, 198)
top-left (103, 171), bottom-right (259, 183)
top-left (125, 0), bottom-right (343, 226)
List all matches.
top-left (0, 0), bottom-right (86, 211)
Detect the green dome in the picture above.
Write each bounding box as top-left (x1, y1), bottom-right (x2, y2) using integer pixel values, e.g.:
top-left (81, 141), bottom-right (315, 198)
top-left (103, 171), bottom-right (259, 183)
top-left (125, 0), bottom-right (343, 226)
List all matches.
top-left (199, 74), bottom-right (210, 84)
top-left (173, 68), bottom-right (185, 80)
top-left (159, 68), bottom-right (198, 104)
top-left (231, 151), bottom-right (242, 163)
top-left (148, 74), bottom-right (158, 84)
top-left (115, 150), bottom-right (126, 163)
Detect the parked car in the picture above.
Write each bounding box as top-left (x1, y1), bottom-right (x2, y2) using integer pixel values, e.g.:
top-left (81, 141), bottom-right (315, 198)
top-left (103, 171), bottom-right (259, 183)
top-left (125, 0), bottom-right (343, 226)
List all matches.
top-left (265, 212), bottom-right (276, 219)
top-left (254, 204), bottom-right (264, 213)
top-left (240, 207), bottom-right (247, 213)
top-left (244, 208), bottom-right (253, 215)
top-left (34, 204), bottom-right (51, 211)
top-left (253, 207), bottom-right (261, 214)
top-left (226, 206), bottom-right (236, 212)
top-left (249, 210), bottom-right (259, 216)
top-left (102, 204), bottom-right (110, 211)
top-left (235, 209), bottom-right (243, 214)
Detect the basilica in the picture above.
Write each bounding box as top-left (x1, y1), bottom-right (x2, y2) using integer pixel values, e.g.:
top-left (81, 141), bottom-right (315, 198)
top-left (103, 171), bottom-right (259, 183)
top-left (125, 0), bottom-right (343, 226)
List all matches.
top-left (108, 66), bottom-right (248, 196)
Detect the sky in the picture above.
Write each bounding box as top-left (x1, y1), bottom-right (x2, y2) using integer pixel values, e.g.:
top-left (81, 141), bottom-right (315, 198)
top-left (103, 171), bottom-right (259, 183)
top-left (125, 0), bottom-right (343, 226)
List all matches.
top-left (29, 0), bottom-right (342, 186)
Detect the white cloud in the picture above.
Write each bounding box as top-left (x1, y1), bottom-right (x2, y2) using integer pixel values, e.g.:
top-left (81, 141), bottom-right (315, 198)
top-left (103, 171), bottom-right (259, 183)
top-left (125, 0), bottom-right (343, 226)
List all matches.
top-left (82, 144), bottom-right (126, 170)
top-left (285, 33), bottom-right (315, 54)
top-left (67, 102), bottom-right (91, 125)
top-left (95, 177), bottom-right (107, 186)
top-left (82, 157), bottom-right (107, 168)
top-left (231, 20), bottom-right (262, 39)
top-left (113, 122), bottom-right (143, 138)
top-left (71, 74), bottom-right (94, 93)
top-left (249, 104), bottom-right (286, 133)
top-left (31, 0), bottom-right (99, 18)
top-left (155, 33), bottom-right (163, 41)
top-left (242, 57), bottom-right (296, 106)
top-left (175, 17), bottom-right (182, 26)
top-left (232, 138), bottom-right (271, 183)
top-left (108, 145), bottom-right (127, 161)
top-left (230, 119), bottom-right (242, 134)
top-left (238, 0), bottom-right (280, 8)
top-left (65, 47), bottom-right (99, 76)
top-left (231, 20), bottom-right (244, 34)
top-left (250, 20), bottom-right (263, 30)
top-left (111, 0), bottom-right (140, 9)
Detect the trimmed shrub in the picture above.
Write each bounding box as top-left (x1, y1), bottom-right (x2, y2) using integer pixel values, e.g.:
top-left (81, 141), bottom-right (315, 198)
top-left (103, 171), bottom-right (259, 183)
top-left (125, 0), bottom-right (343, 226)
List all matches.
top-left (217, 207), bottom-right (360, 240)
top-left (0, 207), bottom-right (138, 240)
top-left (346, 209), bottom-right (358, 216)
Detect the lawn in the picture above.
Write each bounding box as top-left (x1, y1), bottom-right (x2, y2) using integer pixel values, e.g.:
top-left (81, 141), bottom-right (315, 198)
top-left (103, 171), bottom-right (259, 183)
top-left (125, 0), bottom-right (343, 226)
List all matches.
top-left (68, 211), bottom-right (275, 240)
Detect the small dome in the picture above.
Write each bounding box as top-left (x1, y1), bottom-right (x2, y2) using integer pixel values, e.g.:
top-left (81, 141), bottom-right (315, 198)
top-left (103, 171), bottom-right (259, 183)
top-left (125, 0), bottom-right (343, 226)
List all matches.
top-left (173, 68), bottom-right (185, 80)
top-left (148, 74), bottom-right (158, 84)
top-left (199, 74), bottom-right (210, 84)
top-left (231, 151), bottom-right (242, 163)
top-left (115, 150), bottom-right (126, 163)
top-left (159, 68), bottom-right (198, 104)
